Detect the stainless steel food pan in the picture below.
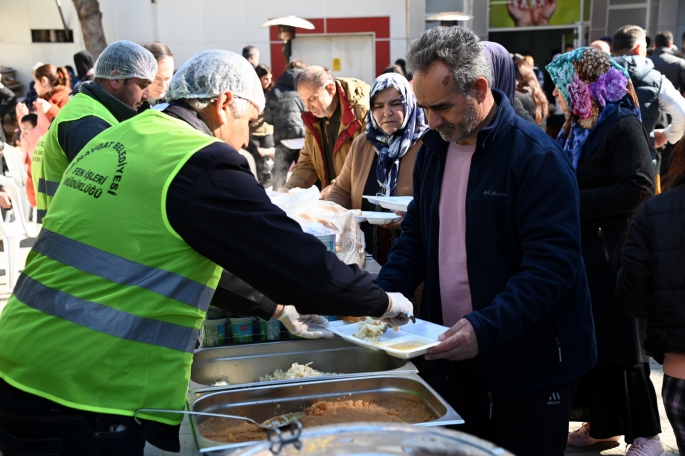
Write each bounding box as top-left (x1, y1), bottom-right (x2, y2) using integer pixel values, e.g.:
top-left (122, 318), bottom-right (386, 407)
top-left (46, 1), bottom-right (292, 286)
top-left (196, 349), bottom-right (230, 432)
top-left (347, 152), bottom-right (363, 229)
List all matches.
top-left (189, 338), bottom-right (417, 392)
top-left (233, 424), bottom-right (514, 456)
top-left (188, 372), bottom-right (464, 453)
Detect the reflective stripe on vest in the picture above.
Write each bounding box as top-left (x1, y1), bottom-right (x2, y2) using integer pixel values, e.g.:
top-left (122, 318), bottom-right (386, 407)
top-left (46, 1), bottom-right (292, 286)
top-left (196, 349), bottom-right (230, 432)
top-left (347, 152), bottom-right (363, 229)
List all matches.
top-left (33, 229), bottom-right (214, 311)
top-left (36, 178), bottom-right (59, 197)
top-left (13, 274), bottom-right (198, 353)
top-left (0, 110), bottom-right (222, 425)
top-left (33, 93), bottom-right (119, 222)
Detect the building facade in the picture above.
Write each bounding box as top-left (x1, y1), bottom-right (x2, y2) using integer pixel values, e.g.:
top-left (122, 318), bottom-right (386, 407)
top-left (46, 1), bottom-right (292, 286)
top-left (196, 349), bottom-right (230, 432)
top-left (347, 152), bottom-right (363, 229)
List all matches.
top-left (1, 0), bottom-right (685, 95)
top-left (0, 0), bottom-right (426, 93)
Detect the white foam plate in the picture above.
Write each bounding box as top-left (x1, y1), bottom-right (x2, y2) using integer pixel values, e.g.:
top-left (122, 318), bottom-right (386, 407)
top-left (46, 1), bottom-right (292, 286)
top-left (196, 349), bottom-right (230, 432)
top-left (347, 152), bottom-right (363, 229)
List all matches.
top-left (362, 196), bottom-right (413, 212)
top-left (353, 211), bottom-right (402, 225)
top-left (328, 319), bottom-right (449, 359)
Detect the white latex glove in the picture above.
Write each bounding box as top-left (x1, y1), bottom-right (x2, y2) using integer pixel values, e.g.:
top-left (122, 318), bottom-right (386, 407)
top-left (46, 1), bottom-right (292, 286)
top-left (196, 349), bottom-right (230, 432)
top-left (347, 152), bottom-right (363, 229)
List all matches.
top-left (277, 305), bottom-right (334, 339)
top-left (380, 292), bottom-right (414, 328)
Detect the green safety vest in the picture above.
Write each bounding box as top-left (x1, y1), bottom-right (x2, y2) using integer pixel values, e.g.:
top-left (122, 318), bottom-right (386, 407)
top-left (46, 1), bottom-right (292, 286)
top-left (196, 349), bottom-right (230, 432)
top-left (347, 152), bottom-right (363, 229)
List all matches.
top-left (0, 110), bottom-right (222, 425)
top-left (32, 93), bottom-right (119, 223)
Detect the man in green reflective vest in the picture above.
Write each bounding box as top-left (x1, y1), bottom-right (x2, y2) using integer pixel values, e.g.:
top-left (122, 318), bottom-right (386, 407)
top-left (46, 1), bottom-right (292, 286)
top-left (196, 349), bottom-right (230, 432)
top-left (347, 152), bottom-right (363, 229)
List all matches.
top-left (0, 50), bottom-right (414, 456)
top-left (32, 40), bottom-right (158, 222)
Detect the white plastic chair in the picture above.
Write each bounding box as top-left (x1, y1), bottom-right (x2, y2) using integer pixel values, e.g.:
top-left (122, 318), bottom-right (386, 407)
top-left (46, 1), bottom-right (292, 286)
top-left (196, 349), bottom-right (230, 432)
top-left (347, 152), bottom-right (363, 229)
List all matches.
top-left (2, 144), bottom-right (33, 222)
top-left (0, 175), bottom-right (40, 292)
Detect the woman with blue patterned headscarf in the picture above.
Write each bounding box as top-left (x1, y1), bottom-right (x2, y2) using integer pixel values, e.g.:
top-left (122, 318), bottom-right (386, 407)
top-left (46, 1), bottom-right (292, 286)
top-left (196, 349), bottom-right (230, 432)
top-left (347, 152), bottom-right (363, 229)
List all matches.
top-left (548, 47), bottom-right (660, 453)
top-left (365, 73), bottom-right (428, 196)
top-left (326, 73), bottom-right (427, 265)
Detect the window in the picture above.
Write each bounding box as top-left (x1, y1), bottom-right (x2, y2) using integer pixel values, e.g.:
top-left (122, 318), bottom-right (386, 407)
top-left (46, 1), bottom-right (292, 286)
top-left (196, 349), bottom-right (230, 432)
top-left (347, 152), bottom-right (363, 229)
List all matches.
top-left (606, 0), bottom-right (650, 35)
top-left (31, 29), bottom-right (74, 43)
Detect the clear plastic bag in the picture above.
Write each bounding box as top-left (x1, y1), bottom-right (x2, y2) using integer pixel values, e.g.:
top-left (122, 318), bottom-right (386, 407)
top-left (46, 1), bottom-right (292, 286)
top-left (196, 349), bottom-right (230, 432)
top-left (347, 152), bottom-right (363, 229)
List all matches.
top-left (268, 187), bottom-right (366, 269)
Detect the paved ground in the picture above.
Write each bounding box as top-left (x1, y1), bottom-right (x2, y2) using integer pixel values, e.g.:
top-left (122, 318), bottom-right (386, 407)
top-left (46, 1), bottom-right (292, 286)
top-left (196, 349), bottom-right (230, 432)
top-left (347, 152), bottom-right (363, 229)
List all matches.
top-left (567, 359), bottom-right (680, 455)
top-left (0, 241), bottom-right (680, 455)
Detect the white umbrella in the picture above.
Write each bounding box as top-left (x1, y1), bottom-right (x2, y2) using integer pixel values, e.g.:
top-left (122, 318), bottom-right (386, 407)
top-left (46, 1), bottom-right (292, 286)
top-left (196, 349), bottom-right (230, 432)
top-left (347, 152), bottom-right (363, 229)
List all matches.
top-left (260, 16), bottom-right (315, 30)
top-left (425, 11), bottom-right (472, 21)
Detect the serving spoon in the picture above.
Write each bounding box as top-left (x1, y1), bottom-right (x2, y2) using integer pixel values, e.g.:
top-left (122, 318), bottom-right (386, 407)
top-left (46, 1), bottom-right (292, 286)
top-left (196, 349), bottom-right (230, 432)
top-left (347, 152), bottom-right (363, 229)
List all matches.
top-left (134, 408), bottom-right (305, 430)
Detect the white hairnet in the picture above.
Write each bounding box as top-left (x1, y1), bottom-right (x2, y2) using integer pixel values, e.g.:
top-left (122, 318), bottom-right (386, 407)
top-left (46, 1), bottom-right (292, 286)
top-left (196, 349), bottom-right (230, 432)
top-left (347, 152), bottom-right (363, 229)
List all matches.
top-left (167, 50), bottom-right (265, 112)
top-left (93, 40), bottom-right (158, 81)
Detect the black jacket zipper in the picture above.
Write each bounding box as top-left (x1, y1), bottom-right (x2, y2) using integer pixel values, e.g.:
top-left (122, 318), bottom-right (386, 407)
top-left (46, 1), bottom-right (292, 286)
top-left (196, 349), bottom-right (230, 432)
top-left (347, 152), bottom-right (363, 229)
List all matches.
top-left (487, 392), bottom-right (494, 419)
top-left (598, 227), bottom-right (609, 261)
top-left (479, 358), bottom-right (494, 420)
top-left (548, 315), bottom-right (562, 363)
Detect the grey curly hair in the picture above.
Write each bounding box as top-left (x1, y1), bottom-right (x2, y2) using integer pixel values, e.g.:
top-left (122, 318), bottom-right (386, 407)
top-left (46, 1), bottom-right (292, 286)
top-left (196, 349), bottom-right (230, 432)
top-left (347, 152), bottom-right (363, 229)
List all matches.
top-left (406, 26), bottom-right (492, 95)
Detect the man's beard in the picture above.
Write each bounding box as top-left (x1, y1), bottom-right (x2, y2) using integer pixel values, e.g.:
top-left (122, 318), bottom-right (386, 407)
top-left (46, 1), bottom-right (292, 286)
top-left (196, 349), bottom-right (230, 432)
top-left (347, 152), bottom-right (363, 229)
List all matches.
top-left (436, 96), bottom-right (480, 142)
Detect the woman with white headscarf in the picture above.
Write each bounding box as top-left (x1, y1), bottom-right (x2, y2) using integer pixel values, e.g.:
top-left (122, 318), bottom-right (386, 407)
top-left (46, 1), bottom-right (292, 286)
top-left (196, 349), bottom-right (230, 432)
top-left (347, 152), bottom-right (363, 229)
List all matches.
top-left (327, 73), bottom-right (427, 265)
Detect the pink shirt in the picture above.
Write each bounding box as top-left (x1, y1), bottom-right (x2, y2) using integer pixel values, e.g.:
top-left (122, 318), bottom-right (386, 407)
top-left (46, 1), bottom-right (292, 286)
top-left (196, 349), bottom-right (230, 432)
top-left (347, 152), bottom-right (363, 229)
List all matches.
top-left (438, 141), bottom-right (476, 328)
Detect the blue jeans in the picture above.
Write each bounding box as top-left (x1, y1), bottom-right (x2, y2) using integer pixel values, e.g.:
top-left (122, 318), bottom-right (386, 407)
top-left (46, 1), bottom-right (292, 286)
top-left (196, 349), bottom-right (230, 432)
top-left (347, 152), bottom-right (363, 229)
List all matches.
top-left (0, 379), bottom-right (145, 456)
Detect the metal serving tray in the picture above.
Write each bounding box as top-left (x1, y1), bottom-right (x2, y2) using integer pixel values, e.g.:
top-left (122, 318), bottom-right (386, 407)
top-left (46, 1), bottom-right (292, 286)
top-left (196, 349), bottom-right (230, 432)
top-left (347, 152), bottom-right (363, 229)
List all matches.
top-left (189, 338), bottom-right (417, 392)
top-left (188, 373), bottom-right (464, 453)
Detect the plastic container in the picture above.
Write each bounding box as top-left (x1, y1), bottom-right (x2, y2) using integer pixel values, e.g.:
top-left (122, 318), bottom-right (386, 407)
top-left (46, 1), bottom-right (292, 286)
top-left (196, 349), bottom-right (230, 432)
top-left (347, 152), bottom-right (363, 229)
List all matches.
top-left (257, 318), bottom-right (281, 340)
top-left (328, 318), bottom-right (449, 359)
top-left (201, 318), bottom-right (226, 347)
top-left (206, 306), bottom-right (228, 320)
top-left (257, 318), bottom-right (267, 340)
top-left (229, 317), bottom-right (254, 343)
top-left (314, 234), bottom-right (335, 252)
top-left (262, 318), bottom-right (281, 340)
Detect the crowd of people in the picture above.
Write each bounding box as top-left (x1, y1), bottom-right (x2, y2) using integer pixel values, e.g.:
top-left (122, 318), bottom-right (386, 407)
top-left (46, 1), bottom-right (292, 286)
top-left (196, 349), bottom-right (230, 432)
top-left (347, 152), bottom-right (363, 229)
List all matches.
top-left (0, 20), bottom-right (684, 456)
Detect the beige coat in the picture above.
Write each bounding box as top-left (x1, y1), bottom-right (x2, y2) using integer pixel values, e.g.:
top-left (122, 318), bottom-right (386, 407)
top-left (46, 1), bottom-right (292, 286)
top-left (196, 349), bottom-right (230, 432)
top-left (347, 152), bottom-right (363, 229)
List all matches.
top-left (284, 78), bottom-right (370, 189)
top-left (326, 135), bottom-right (422, 209)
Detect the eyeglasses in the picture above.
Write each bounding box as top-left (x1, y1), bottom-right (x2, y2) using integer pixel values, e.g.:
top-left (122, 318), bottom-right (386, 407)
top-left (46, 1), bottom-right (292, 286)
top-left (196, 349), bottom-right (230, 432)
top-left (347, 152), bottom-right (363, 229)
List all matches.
top-left (201, 94), bottom-right (259, 111)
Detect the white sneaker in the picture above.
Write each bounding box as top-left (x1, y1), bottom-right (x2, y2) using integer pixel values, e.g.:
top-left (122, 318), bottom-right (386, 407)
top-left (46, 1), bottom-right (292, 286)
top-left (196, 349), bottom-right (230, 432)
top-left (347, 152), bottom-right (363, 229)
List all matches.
top-left (626, 437), bottom-right (666, 456)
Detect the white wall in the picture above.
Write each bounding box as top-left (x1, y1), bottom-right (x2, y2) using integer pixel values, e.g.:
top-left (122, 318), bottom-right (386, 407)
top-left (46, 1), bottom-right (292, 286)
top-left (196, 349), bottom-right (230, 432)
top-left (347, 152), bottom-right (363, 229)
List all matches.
top-left (0, 0), bottom-right (424, 95)
top-left (0, 0), bottom-right (86, 95)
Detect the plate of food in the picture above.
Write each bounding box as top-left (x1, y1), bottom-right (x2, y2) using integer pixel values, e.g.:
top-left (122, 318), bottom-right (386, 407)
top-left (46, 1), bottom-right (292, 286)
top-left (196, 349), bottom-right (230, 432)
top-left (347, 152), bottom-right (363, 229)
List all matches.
top-left (362, 196), bottom-right (413, 212)
top-left (328, 318), bottom-right (449, 359)
top-left (351, 211), bottom-right (402, 225)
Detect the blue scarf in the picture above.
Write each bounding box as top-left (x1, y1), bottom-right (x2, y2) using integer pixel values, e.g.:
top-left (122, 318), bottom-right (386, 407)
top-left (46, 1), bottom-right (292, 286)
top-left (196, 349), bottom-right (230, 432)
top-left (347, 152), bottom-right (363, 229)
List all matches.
top-left (366, 74), bottom-right (428, 196)
top-left (556, 98), bottom-right (641, 169)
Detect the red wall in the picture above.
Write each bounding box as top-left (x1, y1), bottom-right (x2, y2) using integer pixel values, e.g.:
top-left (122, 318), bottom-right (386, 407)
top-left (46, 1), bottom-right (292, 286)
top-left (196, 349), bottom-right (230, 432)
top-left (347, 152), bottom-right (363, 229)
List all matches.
top-left (269, 16), bottom-right (391, 81)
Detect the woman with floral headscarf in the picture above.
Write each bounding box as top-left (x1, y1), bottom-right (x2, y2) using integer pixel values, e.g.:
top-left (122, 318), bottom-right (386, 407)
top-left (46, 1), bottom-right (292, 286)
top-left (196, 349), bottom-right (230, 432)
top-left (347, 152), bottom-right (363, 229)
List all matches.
top-left (326, 73), bottom-right (427, 265)
top-left (547, 47), bottom-right (661, 454)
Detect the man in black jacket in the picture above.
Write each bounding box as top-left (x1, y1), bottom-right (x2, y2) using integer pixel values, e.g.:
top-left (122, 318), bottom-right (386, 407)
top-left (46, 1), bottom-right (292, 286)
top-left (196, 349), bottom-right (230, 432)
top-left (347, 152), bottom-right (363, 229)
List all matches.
top-left (614, 25), bottom-right (685, 176)
top-left (649, 31), bottom-right (685, 92)
top-left (0, 50), bottom-right (414, 456)
top-left (376, 26), bottom-right (596, 456)
top-left (162, 51), bottom-right (412, 339)
top-left (263, 61), bottom-right (306, 188)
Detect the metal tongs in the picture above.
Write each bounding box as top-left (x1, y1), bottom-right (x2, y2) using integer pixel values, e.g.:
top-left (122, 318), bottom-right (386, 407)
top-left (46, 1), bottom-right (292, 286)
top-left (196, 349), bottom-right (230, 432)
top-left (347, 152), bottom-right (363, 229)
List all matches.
top-left (400, 312), bottom-right (417, 324)
top-left (382, 312), bottom-right (416, 334)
